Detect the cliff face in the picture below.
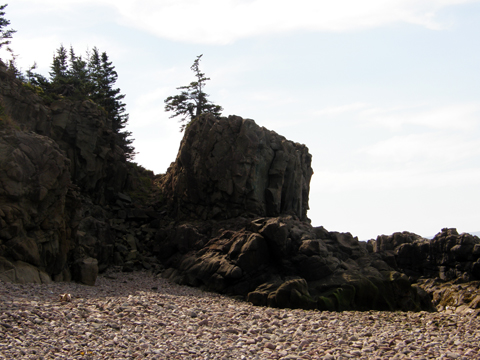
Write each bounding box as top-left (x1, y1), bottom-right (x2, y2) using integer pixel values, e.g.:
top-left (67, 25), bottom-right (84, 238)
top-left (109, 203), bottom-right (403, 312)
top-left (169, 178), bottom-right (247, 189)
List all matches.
top-left (161, 114), bottom-right (313, 222)
top-left (0, 130), bottom-right (71, 282)
top-left (0, 65), bottom-right (128, 202)
top-left (0, 63), bottom-right (157, 285)
top-left (155, 114), bottom-right (432, 312)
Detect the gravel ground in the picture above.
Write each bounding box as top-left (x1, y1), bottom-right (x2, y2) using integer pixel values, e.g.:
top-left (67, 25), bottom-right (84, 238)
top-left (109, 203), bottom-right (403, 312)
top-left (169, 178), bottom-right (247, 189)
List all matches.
top-left (1, 270), bottom-right (479, 360)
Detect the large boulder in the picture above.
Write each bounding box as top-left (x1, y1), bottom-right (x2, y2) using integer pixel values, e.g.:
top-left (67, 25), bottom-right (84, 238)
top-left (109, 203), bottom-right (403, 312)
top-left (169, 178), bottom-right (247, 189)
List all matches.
top-left (161, 114), bottom-right (313, 222)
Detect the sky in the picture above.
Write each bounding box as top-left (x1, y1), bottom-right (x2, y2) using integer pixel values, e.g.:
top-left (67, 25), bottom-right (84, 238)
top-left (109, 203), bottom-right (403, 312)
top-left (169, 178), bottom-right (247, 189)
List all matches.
top-left (4, 0), bottom-right (480, 240)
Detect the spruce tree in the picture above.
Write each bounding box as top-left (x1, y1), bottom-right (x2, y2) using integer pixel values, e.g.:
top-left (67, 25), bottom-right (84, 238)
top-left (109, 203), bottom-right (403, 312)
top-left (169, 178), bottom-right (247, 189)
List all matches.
top-left (68, 46), bottom-right (91, 98)
top-left (88, 49), bottom-right (135, 159)
top-left (0, 4), bottom-right (15, 51)
top-left (49, 45), bottom-right (72, 95)
top-left (165, 54), bottom-right (223, 131)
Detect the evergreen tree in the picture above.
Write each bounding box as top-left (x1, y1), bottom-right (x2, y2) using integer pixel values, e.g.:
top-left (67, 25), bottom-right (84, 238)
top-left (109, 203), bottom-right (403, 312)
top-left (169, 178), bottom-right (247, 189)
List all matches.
top-left (49, 45), bottom-right (72, 96)
top-left (20, 42), bottom-right (136, 159)
top-left (165, 54), bottom-right (223, 131)
top-left (25, 61), bottom-right (51, 92)
top-left (67, 46), bottom-right (91, 98)
top-left (0, 4), bottom-right (15, 51)
top-left (88, 49), bottom-right (135, 159)
top-left (6, 52), bottom-right (24, 80)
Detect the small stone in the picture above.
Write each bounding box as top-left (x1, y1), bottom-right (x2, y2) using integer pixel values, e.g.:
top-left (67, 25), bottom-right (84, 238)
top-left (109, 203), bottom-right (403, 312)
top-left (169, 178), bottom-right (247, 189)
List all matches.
top-left (265, 342), bottom-right (275, 350)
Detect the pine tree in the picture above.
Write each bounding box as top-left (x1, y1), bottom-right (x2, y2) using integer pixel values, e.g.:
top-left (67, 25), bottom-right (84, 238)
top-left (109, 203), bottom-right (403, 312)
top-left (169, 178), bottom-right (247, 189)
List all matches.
top-left (67, 46), bottom-right (91, 98)
top-left (49, 45), bottom-right (72, 96)
top-left (165, 54), bottom-right (223, 131)
top-left (0, 4), bottom-right (15, 51)
top-left (88, 49), bottom-right (135, 159)
top-left (22, 43), bottom-right (136, 159)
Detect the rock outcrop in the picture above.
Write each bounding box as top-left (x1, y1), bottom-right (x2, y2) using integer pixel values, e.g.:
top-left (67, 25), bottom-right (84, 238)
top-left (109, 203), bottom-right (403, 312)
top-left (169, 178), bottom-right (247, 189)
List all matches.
top-left (0, 129), bottom-right (71, 283)
top-left (1, 61), bottom-right (474, 314)
top-left (155, 216), bottom-right (431, 311)
top-left (0, 62), bottom-right (161, 285)
top-left (0, 63), bottom-right (129, 203)
top-left (368, 228), bottom-right (480, 282)
top-left (367, 228), bottom-right (480, 313)
top-left (154, 115), bottom-right (431, 311)
top-left (161, 114), bottom-right (313, 222)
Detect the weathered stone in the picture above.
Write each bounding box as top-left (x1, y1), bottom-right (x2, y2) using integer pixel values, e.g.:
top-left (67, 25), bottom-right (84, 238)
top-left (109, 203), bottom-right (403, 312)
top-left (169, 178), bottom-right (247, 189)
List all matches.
top-left (72, 257), bottom-right (98, 286)
top-left (5, 236), bottom-right (41, 266)
top-left (161, 114), bottom-right (312, 221)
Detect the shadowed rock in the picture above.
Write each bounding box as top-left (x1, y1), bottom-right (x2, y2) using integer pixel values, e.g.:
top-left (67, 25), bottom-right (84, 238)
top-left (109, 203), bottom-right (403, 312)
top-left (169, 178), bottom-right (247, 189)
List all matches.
top-left (161, 114), bottom-right (313, 222)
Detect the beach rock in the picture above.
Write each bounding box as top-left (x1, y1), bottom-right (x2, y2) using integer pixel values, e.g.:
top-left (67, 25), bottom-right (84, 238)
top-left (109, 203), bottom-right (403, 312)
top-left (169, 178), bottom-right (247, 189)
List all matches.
top-left (156, 216), bottom-right (430, 312)
top-left (72, 257), bottom-right (98, 286)
top-left (369, 228), bottom-right (480, 281)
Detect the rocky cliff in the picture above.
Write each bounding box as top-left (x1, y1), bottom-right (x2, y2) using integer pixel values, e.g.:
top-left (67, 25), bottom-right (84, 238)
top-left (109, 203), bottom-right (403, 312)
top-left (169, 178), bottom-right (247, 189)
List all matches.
top-left (0, 62), bottom-right (160, 285)
top-left (155, 114), bottom-right (431, 312)
top-left (368, 228), bottom-right (480, 314)
top-left (1, 61), bottom-right (477, 314)
top-left (161, 114), bottom-right (312, 222)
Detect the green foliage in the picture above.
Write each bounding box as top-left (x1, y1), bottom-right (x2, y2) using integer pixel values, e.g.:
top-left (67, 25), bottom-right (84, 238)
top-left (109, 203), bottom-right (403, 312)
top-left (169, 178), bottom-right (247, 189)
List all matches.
top-left (24, 45), bottom-right (136, 159)
top-left (165, 54), bottom-right (223, 132)
top-left (0, 4), bottom-right (15, 51)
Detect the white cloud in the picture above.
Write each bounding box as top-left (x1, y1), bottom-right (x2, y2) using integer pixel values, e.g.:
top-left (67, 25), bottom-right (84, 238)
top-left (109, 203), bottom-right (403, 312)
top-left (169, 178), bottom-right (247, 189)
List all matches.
top-left (16, 0), bottom-right (479, 44)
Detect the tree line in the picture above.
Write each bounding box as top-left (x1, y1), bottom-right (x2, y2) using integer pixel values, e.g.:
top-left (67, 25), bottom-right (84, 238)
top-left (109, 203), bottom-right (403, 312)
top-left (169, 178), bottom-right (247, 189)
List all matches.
top-left (1, 3), bottom-right (225, 153)
top-left (0, 4), bottom-right (134, 159)
top-left (26, 45), bottom-right (135, 158)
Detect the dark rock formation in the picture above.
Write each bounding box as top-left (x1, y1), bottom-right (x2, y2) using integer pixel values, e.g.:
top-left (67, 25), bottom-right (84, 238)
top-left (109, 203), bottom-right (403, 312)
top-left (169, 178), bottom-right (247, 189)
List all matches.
top-left (368, 228), bottom-right (480, 282)
top-left (0, 129), bottom-right (71, 283)
top-left (368, 228), bottom-right (480, 313)
top-left (0, 63), bottom-right (129, 203)
top-left (0, 61), bottom-right (472, 314)
top-left (153, 113), bottom-right (432, 312)
top-left (0, 62), bottom-right (161, 285)
top-left (155, 216), bottom-right (431, 311)
top-left (161, 114), bottom-right (313, 222)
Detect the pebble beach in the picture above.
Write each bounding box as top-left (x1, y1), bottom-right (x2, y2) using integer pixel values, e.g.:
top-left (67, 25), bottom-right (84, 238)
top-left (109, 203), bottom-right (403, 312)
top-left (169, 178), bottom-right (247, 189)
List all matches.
top-left (1, 270), bottom-right (479, 360)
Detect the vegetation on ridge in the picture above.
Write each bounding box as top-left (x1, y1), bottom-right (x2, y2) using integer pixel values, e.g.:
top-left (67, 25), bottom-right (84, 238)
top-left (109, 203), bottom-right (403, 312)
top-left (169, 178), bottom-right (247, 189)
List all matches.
top-left (0, 5), bottom-right (135, 160)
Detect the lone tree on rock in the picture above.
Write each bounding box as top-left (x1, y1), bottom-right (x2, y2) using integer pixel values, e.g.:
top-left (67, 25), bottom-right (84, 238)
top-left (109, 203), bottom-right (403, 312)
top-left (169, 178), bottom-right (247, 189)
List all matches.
top-left (164, 54), bottom-right (223, 132)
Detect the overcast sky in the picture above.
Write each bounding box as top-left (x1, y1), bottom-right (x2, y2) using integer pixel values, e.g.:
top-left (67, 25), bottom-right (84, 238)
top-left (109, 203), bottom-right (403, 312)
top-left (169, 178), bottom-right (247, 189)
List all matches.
top-left (5, 0), bottom-right (480, 239)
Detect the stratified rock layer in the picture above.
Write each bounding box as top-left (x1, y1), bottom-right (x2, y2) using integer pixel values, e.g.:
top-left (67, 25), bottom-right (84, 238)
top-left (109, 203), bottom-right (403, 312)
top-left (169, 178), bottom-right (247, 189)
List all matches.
top-left (161, 114), bottom-right (313, 222)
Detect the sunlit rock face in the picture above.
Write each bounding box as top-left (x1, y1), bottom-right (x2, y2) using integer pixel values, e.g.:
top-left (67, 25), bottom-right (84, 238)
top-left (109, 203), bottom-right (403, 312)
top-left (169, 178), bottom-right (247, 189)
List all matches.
top-left (161, 114), bottom-right (313, 222)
